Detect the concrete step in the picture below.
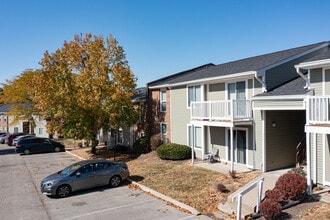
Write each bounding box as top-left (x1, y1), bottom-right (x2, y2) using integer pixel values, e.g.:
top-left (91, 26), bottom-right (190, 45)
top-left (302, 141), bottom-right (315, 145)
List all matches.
top-left (219, 200), bottom-right (255, 219)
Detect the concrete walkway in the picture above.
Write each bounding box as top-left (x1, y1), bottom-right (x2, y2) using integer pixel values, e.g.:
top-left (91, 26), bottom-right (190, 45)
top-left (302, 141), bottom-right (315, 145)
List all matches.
top-left (193, 160), bottom-right (330, 218)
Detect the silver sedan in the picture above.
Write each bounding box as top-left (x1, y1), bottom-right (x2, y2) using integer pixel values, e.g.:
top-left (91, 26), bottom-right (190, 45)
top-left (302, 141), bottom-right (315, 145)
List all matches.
top-left (40, 159), bottom-right (130, 197)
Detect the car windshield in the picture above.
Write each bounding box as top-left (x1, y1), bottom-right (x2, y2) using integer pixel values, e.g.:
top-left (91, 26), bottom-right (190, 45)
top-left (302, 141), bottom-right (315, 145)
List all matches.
top-left (59, 163), bottom-right (82, 175)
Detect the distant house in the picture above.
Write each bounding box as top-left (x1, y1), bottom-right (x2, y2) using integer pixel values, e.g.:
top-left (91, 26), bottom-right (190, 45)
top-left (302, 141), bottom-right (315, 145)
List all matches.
top-left (0, 104), bottom-right (10, 133)
top-left (0, 103), bottom-right (49, 137)
top-left (146, 41), bottom-right (330, 193)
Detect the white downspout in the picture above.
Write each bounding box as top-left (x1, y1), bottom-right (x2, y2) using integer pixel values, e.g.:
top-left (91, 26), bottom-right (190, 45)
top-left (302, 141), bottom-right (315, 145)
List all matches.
top-left (296, 67), bottom-right (309, 89)
top-left (254, 71), bottom-right (267, 92)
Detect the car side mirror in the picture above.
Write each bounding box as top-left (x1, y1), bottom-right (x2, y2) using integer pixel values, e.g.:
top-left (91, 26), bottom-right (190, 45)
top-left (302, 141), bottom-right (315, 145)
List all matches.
top-left (76, 172), bottom-right (81, 177)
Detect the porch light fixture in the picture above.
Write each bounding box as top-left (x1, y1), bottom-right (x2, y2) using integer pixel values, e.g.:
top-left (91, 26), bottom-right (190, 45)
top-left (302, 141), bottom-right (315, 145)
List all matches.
top-left (272, 121), bottom-right (276, 127)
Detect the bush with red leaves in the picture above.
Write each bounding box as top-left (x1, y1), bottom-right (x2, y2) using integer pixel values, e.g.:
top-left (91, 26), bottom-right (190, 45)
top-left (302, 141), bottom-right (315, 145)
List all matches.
top-left (275, 173), bottom-right (307, 202)
top-left (260, 173), bottom-right (307, 219)
top-left (260, 198), bottom-right (282, 219)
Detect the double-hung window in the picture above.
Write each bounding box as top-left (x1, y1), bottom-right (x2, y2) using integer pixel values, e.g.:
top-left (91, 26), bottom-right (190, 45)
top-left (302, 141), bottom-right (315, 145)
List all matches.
top-left (160, 90), bottom-right (166, 112)
top-left (187, 85), bottom-right (201, 107)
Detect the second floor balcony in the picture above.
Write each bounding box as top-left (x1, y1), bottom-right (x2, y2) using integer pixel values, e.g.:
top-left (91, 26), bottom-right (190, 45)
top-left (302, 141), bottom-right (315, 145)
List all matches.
top-left (191, 100), bottom-right (252, 122)
top-left (306, 96), bottom-right (330, 125)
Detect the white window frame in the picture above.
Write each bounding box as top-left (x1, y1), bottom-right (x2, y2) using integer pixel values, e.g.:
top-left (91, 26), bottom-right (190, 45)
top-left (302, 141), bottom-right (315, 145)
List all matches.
top-left (160, 122), bottom-right (167, 135)
top-left (160, 90), bottom-right (166, 112)
top-left (187, 84), bottom-right (203, 108)
top-left (39, 127), bottom-right (44, 135)
top-left (225, 80), bottom-right (248, 101)
top-left (225, 127), bottom-right (248, 165)
top-left (187, 124), bottom-right (203, 149)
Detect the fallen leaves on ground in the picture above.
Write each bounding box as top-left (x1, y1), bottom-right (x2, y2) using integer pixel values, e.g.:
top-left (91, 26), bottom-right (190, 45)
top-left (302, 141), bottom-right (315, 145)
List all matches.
top-left (70, 147), bottom-right (260, 216)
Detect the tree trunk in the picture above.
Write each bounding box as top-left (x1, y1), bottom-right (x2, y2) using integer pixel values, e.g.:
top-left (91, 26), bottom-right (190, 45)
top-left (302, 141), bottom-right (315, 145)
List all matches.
top-left (91, 134), bottom-right (97, 154)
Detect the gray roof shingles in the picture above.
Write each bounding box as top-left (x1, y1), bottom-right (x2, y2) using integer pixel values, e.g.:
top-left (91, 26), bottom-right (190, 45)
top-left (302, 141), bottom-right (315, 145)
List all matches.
top-left (148, 41), bottom-right (328, 87)
top-left (254, 76), bottom-right (309, 97)
top-left (0, 104), bottom-right (11, 113)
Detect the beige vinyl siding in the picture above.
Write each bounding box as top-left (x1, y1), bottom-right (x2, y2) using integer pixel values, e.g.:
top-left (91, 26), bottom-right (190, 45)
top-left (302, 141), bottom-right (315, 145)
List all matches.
top-left (170, 86), bottom-right (191, 144)
top-left (209, 127), bottom-right (226, 159)
top-left (326, 135), bottom-right (330, 184)
top-left (265, 110), bottom-right (305, 171)
top-left (253, 100), bottom-right (305, 109)
top-left (208, 83), bottom-right (225, 101)
top-left (312, 134), bottom-right (324, 185)
top-left (310, 68), bottom-right (323, 96)
top-left (266, 48), bottom-right (328, 91)
top-left (248, 79), bottom-right (253, 98)
top-left (316, 134), bottom-right (324, 184)
top-left (325, 69), bottom-right (330, 96)
top-left (253, 110), bottom-right (263, 170)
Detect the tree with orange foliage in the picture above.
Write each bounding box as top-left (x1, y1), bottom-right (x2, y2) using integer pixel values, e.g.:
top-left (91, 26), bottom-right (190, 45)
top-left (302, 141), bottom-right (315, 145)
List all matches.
top-left (0, 70), bottom-right (38, 123)
top-left (33, 33), bottom-right (138, 154)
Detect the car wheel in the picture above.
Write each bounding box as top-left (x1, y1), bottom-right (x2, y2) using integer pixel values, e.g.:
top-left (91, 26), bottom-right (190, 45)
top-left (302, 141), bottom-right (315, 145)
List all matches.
top-left (54, 146), bottom-right (61, 152)
top-left (56, 185), bottom-right (71, 198)
top-left (23, 149), bottom-right (30, 155)
top-left (109, 176), bottom-right (122, 187)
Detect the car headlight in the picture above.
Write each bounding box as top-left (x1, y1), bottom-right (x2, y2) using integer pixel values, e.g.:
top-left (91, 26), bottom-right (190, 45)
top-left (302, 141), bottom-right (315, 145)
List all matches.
top-left (42, 180), bottom-right (58, 188)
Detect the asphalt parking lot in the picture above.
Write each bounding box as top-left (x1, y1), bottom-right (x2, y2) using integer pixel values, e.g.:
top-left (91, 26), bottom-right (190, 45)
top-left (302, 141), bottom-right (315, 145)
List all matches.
top-left (0, 144), bottom-right (211, 220)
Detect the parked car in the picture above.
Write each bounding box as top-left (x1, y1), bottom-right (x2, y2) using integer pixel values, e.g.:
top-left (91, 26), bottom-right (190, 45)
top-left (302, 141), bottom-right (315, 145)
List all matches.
top-left (5, 133), bottom-right (25, 146)
top-left (40, 159), bottom-right (130, 197)
top-left (15, 137), bottom-right (65, 155)
top-left (0, 133), bottom-right (8, 144)
top-left (12, 134), bottom-right (35, 146)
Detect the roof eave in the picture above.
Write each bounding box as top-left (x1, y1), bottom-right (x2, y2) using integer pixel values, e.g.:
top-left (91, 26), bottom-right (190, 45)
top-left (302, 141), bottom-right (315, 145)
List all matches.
top-left (295, 59), bottom-right (330, 70)
top-left (252, 94), bottom-right (307, 101)
top-left (148, 71), bottom-right (256, 89)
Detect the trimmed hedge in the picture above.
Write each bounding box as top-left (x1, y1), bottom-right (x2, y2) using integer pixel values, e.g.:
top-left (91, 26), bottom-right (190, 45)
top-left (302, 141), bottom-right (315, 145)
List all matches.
top-left (156, 143), bottom-right (191, 160)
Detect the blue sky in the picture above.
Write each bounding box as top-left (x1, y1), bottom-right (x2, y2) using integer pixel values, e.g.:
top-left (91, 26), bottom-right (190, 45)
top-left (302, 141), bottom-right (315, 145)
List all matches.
top-left (1, 0), bottom-right (330, 88)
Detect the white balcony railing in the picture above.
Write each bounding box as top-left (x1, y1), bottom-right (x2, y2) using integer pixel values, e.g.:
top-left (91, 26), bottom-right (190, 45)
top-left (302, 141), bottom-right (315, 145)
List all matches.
top-left (191, 100), bottom-right (252, 121)
top-left (306, 96), bottom-right (330, 124)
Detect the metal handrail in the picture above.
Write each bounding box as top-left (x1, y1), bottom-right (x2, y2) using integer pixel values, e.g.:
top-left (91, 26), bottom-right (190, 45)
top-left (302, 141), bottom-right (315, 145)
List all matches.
top-left (231, 177), bottom-right (264, 220)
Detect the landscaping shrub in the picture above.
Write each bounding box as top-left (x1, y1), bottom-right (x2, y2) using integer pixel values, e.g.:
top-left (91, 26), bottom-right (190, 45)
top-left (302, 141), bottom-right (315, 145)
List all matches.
top-left (260, 172), bottom-right (307, 219)
top-left (115, 144), bottom-right (130, 153)
top-left (156, 143), bottom-right (191, 160)
top-left (264, 188), bottom-right (284, 204)
top-left (275, 173), bottom-right (307, 202)
top-left (133, 137), bottom-right (150, 154)
top-left (260, 198), bottom-right (282, 219)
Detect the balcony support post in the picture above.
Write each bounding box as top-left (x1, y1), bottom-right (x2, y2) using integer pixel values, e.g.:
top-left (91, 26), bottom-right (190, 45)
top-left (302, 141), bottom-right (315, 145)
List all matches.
top-left (230, 126), bottom-right (234, 172)
top-left (306, 131), bottom-right (312, 195)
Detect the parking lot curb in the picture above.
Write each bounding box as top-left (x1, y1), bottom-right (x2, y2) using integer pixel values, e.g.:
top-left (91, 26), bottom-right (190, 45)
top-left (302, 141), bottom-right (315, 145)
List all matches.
top-left (127, 178), bottom-right (200, 216)
top-left (65, 150), bottom-right (200, 216)
top-left (66, 150), bottom-right (85, 160)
